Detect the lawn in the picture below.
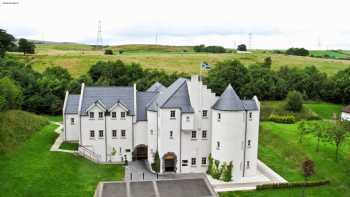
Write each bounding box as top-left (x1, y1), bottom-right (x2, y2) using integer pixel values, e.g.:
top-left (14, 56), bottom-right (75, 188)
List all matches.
top-left (60, 141), bottom-right (79, 151)
top-left (42, 114), bottom-right (63, 122)
top-left (304, 102), bottom-right (344, 119)
top-left (0, 124), bottom-right (124, 197)
top-left (220, 121), bottom-right (350, 197)
top-left (8, 44), bottom-right (350, 77)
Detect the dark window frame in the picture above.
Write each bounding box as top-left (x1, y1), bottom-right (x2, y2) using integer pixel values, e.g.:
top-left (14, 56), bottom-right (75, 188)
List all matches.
top-left (112, 112), bottom-right (117, 118)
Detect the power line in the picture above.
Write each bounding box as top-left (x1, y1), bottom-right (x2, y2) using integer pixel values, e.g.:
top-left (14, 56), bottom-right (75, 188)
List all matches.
top-left (248, 33), bottom-right (252, 50)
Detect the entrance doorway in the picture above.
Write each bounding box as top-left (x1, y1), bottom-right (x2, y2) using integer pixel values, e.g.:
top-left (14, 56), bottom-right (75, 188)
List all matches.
top-left (132, 144), bottom-right (148, 160)
top-left (163, 152), bottom-right (177, 172)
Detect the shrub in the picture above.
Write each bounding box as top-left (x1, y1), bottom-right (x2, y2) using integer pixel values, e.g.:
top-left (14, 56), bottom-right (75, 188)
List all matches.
top-left (237, 44), bottom-right (247, 51)
top-left (268, 114), bottom-right (296, 124)
top-left (207, 154), bottom-right (213, 175)
top-left (256, 180), bottom-right (330, 190)
top-left (285, 91), bottom-right (303, 112)
top-left (221, 161), bottom-right (233, 182)
top-left (104, 49), bottom-right (113, 55)
top-left (286, 48), bottom-right (309, 56)
top-left (151, 151), bottom-right (160, 173)
top-left (212, 160), bottom-right (222, 179)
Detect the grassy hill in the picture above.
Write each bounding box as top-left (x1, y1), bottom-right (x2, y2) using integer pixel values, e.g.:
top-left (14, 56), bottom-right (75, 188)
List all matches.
top-left (0, 110), bottom-right (49, 154)
top-left (8, 44), bottom-right (350, 78)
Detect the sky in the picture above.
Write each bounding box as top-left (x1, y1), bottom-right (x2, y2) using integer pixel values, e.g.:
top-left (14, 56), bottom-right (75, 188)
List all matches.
top-left (1, 0), bottom-right (350, 49)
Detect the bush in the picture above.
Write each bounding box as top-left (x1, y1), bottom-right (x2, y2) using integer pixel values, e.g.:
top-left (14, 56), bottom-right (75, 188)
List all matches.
top-left (193, 44), bottom-right (226, 53)
top-left (256, 180), bottom-right (330, 190)
top-left (268, 114), bottom-right (296, 124)
top-left (104, 49), bottom-right (113, 55)
top-left (151, 151), bottom-right (160, 173)
top-left (221, 161), bottom-right (233, 182)
top-left (237, 44), bottom-right (247, 51)
top-left (286, 48), bottom-right (309, 56)
top-left (285, 91), bottom-right (303, 112)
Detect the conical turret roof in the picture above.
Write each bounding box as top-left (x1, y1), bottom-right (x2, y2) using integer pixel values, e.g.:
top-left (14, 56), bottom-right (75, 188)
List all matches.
top-left (212, 84), bottom-right (245, 111)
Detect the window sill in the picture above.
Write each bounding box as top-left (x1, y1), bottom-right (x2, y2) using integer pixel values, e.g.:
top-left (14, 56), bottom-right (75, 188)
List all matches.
top-left (98, 118), bottom-right (104, 120)
top-left (217, 119), bottom-right (221, 122)
top-left (89, 137), bottom-right (95, 140)
top-left (191, 165), bottom-right (197, 167)
top-left (170, 117), bottom-right (176, 120)
top-left (202, 117), bottom-right (208, 119)
top-left (112, 137), bottom-right (117, 139)
top-left (201, 138), bottom-right (208, 140)
top-left (98, 137), bottom-right (104, 139)
top-left (89, 118), bottom-right (95, 120)
top-left (111, 117), bottom-right (117, 120)
top-left (191, 138), bottom-right (197, 141)
top-left (201, 164), bottom-right (207, 167)
top-left (120, 118), bottom-right (126, 120)
top-left (121, 137), bottom-right (126, 139)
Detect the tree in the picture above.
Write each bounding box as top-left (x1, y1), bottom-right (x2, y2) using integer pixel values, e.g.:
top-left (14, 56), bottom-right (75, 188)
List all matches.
top-left (0, 77), bottom-right (23, 111)
top-left (286, 48), bottom-right (310, 56)
top-left (207, 154), bottom-right (214, 175)
top-left (151, 151), bottom-right (160, 173)
top-left (309, 121), bottom-right (327, 152)
top-left (193, 44), bottom-right (205, 52)
top-left (18, 38), bottom-right (35, 55)
top-left (285, 90), bottom-right (303, 112)
top-left (0, 29), bottom-right (15, 58)
top-left (302, 158), bottom-right (315, 197)
top-left (262, 57), bottom-right (272, 68)
top-left (207, 59), bottom-right (249, 95)
top-left (237, 44), bottom-right (247, 51)
top-left (297, 121), bottom-right (313, 144)
top-left (104, 49), bottom-right (113, 55)
top-left (325, 114), bottom-right (349, 161)
top-left (333, 66), bottom-right (350, 103)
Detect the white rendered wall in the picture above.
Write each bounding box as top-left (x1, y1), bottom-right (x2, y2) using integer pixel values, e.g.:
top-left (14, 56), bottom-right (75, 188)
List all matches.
top-left (134, 121), bottom-right (148, 147)
top-left (80, 105), bottom-right (107, 162)
top-left (341, 112), bottom-right (350, 121)
top-left (106, 105), bottom-right (133, 162)
top-left (243, 110), bottom-right (260, 177)
top-left (211, 109), bottom-right (245, 181)
top-left (181, 113), bottom-right (194, 130)
top-left (158, 108), bottom-right (181, 173)
top-left (64, 114), bottom-right (80, 141)
top-left (147, 111), bottom-right (158, 165)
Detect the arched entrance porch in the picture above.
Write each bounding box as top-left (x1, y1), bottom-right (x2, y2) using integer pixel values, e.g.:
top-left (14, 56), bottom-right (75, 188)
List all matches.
top-left (163, 152), bottom-right (177, 172)
top-left (132, 144), bottom-right (148, 160)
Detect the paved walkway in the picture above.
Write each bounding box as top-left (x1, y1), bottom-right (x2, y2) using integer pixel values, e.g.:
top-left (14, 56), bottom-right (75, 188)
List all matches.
top-left (49, 122), bottom-right (76, 154)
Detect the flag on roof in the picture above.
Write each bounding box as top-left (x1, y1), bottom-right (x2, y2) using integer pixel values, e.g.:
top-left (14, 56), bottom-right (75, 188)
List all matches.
top-left (201, 62), bottom-right (210, 69)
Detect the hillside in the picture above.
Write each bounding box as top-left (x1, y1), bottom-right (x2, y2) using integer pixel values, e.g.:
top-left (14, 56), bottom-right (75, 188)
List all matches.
top-left (0, 110), bottom-right (49, 154)
top-left (8, 43), bottom-right (350, 78)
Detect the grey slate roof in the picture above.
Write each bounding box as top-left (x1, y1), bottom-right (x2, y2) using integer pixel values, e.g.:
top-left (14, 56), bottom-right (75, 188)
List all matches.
top-left (65, 94), bottom-right (80, 114)
top-left (147, 78), bottom-right (194, 113)
top-left (137, 91), bottom-right (158, 121)
top-left (80, 86), bottom-right (134, 115)
top-left (242, 100), bottom-right (259, 111)
top-left (212, 84), bottom-right (245, 111)
top-left (146, 82), bottom-right (166, 92)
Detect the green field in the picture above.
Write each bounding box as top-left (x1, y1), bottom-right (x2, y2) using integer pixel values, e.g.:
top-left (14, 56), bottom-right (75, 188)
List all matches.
top-left (310, 50), bottom-right (350, 59)
top-left (0, 123), bottom-right (123, 197)
top-left (304, 102), bottom-right (344, 119)
top-left (9, 44), bottom-right (350, 77)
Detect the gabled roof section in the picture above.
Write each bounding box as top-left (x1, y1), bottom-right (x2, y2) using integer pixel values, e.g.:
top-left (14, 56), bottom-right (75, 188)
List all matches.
top-left (137, 91), bottom-right (158, 121)
top-left (65, 94), bottom-right (80, 114)
top-left (80, 86), bottom-right (134, 115)
top-left (242, 100), bottom-right (258, 111)
top-left (146, 82), bottom-right (166, 92)
top-left (212, 84), bottom-right (245, 111)
top-left (147, 78), bottom-right (194, 113)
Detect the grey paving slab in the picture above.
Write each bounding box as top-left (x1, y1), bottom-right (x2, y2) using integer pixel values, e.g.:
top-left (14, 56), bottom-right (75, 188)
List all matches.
top-left (130, 181), bottom-right (156, 197)
top-left (102, 182), bottom-right (127, 197)
top-left (157, 179), bottom-right (212, 197)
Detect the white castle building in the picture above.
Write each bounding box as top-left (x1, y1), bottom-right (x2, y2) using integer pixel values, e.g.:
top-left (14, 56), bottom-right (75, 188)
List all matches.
top-left (63, 75), bottom-right (260, 181)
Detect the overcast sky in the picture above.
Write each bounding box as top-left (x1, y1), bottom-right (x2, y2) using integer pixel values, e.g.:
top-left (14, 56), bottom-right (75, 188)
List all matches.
top-left (1, 0), bottom-right (350, 49)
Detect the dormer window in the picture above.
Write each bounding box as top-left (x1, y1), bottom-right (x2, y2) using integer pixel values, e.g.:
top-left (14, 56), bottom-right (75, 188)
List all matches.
top-left (249, 112), bottom-right (252, 119)
top-left (170, 110), bottom-right (176, 119)
top-left (112, 112), bottom-right (117, 118)
top-left (121, 112), bottom-right (126, 119)
top-left (98, 112), bottom-right (103, 118)
top-left (186, 116), bottom-right (190, 122)
top-left (70, 118), bottom-right (75, 125)
top-left (89, 112), bottom-right (94, 119)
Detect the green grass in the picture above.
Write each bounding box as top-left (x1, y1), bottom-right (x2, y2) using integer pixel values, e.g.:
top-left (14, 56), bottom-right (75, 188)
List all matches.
top-left (220, 121), bottom-right (350, 197)
top-left (60, 142), bottom-right (79, 151)
top-left (8, 44), bottom-right (350, 77)
top-left (0, 123), bottom-right (123, 197)
top-left (42, 114), bottom-right (63, 122)
top-left (310, 50), bottom-right (350, 59)
top-left (304, 102), bottom-right (344, 119)
top-left (0, 110), bottom-right (49, 154)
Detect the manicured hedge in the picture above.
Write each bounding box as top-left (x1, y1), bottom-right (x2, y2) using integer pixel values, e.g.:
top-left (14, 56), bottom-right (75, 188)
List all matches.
top-left (268, 114), bottom-right (296, 124)
top-left (256, 180), bottom-right (330, 190)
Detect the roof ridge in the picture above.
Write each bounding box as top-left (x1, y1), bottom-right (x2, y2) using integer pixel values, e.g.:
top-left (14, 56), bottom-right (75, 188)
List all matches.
top-left (160, 78), bottom-right (187, 107)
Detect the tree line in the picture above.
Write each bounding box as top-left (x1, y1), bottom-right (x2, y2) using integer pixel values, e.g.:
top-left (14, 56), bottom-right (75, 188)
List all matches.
top-left (206, 58), bottom-right (350, 104)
